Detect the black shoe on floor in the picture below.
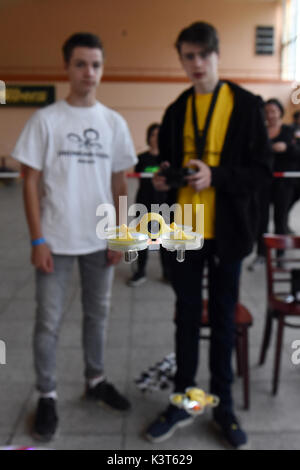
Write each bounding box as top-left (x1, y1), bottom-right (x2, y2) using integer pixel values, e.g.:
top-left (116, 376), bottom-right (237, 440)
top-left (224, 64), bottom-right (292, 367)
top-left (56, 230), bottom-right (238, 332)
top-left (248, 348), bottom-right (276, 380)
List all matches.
top-left (32, 397), bottom-right (58, 442)
top-left (127, 272), bottom-right (146, 287)
top-left (145, 404), bottom-right (194, 443)
top-left (213, 409), bottom-right (249, 449)
top-left (85, 380), bottom-right (131, 411)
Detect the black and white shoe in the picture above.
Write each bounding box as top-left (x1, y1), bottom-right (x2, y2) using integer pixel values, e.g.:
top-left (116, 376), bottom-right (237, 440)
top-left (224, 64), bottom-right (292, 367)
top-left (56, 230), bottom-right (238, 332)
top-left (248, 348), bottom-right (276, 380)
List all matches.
top-left (32, 397), bottom-right (58, 442)
top-left (127, 272), bottom-right (146, 287)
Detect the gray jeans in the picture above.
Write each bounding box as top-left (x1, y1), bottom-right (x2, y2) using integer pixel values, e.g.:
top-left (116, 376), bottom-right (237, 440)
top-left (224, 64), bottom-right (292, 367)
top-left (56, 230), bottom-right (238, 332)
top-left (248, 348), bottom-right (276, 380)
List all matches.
top-left (34, 250), bottom-right (114, 393)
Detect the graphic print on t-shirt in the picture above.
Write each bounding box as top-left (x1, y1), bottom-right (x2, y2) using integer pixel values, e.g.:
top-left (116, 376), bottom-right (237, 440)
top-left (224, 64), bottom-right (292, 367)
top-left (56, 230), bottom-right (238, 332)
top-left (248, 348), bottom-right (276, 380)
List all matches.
top-left (67, 128), bottom-right (102, 150)
top-left (58, 128), bottom-right (109, 164)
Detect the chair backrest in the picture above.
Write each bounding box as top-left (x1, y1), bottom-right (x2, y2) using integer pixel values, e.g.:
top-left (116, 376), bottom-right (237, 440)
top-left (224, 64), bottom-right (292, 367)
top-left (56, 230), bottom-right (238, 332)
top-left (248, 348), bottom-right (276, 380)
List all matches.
top-left (263, 234), bottom-right (300, 250)
top-left (263, 234), bottom-right (300, 301)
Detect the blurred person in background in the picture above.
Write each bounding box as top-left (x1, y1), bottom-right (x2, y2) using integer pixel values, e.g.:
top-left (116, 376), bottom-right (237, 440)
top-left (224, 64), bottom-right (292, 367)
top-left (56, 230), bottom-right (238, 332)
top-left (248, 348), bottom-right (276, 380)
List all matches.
top-left (127, 123), bottom-right (170, 286)
top-left (249, 99), bottom-right (300, 270)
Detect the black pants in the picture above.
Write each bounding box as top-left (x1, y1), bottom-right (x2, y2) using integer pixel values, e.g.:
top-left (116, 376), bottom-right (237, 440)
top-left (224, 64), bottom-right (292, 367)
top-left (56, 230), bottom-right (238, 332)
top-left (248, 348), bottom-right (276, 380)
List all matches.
top-left (170, 240), bottom-right (242, 412)
top-left (273, 180), bottom-right (296, 234)
top-left (257, 179), bottom-right (296, 256)
top-left (137, 246), bottom-right (170, 279)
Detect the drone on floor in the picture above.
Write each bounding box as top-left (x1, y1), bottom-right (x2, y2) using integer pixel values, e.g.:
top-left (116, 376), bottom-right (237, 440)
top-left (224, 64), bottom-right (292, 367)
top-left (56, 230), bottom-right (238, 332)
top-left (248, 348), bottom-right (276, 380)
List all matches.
top-left (103, 212), bottom-right (203, 263)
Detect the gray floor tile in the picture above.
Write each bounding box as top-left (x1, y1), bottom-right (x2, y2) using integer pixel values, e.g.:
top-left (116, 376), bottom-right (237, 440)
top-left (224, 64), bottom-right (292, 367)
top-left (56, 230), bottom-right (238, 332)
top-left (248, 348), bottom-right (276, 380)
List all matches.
top-left (112, 274), bottom-right (134, 300)
top-left (1, 184), bottom-right (300, 449)
top-left (132, 300), bottom-right (174, 323)
top-left (0, 320), bottom-right (33, 347)
top-left (131, 321), bottom-right (174, 349)
top-left (248, 344), bottom-right (298, 383)
top-left (10, 433), bottom-right (122, 450)
top-left (0, 299), bottom-right (10, 315)
top-left (235, 380), bottom-right (300, 433)
top-left (109, 302), bottom-right (132, 321)
top-left (0, 268), bottom-right (32, 284)
top-left (56, 348), bottom-right (85, 383)
top-left (0, 436), bottom-right (13, 448)
top-left (106, 319), bottom-right (131, 349)
top-left (0, 382), bottom-right (32, 433)
top-left (13, 281), bottom-right (35, 300)
top-left (0, 299), bottom-right (36, 320)
top-left (0, 348), bottom-right (34, 383)
top-left (249, 431), bottom-right (300, 450)
top-left (132, 284), bottom-right (175, 302)
top-left (58, 400), bottom-right (124, 435)
top-left (0, 280), bottom-right (25, 300)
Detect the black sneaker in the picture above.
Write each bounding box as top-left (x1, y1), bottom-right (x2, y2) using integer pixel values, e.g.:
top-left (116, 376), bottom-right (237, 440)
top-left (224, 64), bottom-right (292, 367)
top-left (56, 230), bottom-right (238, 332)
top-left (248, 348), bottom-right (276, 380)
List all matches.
top-left (145, 404), bottom-right (194, 443)
top-left (127, 272), bottom-right (146, 287)
top-left (213, 409), bottom-right (249, 449)
top-left (32, 397), bottom-right (58, 442)
top-left (85, 380), bottom-right (131, 411)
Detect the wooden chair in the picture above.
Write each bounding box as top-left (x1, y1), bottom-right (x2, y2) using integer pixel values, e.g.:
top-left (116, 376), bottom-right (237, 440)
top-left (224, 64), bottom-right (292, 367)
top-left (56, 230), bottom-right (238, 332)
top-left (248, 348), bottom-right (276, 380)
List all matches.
top-left (258, 234), bottom-right (300, 395)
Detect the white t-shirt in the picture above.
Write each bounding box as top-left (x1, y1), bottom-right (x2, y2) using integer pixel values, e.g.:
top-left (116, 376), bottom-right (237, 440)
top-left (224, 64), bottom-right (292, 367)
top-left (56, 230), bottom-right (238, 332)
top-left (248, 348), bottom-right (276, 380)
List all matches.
top-left (12, 100), bottom-right (137, 254)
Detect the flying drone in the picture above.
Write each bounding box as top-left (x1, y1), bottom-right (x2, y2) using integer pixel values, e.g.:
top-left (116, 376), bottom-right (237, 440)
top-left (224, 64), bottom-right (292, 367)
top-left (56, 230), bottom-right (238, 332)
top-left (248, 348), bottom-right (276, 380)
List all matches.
top-left (104, 212), bottom-right (203, 263)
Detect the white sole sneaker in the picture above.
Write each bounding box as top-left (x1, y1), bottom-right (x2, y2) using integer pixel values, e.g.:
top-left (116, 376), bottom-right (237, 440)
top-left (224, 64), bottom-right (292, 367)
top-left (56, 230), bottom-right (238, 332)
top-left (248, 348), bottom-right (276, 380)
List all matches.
top-left (145, 416), bottom-right (194, 443)
top-left (127, 276), bottom-right (146, 287)
top-left (212, 420), bottom-right (251, 450)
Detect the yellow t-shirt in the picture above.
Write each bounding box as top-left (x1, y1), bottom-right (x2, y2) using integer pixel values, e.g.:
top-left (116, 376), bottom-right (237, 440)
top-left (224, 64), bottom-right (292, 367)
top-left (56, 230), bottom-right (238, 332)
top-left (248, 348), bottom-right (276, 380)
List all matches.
top-left (177, 83), bottom-right (234, 238)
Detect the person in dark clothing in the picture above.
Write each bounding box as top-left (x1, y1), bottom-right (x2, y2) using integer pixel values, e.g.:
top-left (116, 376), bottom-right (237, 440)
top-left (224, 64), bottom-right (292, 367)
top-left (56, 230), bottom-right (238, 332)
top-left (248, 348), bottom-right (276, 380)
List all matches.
top-left (291, 110), bottom-right (300, 138)
top-left (290, 110), bottom-right (300, 207)
top-left (144, 22), bottom-right (272, 449)
top-left (249, 99), bottom-right (300, 270)
top-left (127, 123), bottom-right (170, 286)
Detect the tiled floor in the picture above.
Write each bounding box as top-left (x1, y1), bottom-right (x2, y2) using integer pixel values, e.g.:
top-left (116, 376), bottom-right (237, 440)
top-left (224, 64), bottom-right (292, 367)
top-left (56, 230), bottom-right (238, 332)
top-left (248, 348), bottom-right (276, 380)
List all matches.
top-left (0, 180), bottom-right (300, 450)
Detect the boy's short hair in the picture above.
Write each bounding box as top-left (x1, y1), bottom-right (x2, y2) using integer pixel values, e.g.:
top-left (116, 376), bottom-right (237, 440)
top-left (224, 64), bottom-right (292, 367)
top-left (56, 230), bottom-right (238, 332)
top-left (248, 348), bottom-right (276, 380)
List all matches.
top-left (265, 98), bottom-right (284, 118)
top-left (146, 123), bottom-right (160, 145)
top-left (175, 22), bottom-right (219, 54)
top-left (62, 32), bottom-right (104, 63)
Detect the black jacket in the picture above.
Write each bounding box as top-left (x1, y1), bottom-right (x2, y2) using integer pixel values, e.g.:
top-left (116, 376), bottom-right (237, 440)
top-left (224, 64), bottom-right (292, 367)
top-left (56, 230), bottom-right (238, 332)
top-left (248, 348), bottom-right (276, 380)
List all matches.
top-left (158, 81), bottom-right (273, 260)
top-left (135, 151), bottom-right (165, 209)
top-left (271, 124), bottom-right (300, 172)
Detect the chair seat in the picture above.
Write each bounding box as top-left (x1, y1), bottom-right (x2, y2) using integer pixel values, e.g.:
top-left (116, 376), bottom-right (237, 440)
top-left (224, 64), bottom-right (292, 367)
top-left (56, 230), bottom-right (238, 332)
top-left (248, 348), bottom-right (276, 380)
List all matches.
top-left (201, 299), bottom-right (253, 326)
top-left (270, 297), bottom-right (300, 315)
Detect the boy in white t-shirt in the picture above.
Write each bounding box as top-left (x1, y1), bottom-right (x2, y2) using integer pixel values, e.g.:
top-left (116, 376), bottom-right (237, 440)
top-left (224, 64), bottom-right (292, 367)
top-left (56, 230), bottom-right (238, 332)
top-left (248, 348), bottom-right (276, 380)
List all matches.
top-left (12, 32), bottom-right (137, 442)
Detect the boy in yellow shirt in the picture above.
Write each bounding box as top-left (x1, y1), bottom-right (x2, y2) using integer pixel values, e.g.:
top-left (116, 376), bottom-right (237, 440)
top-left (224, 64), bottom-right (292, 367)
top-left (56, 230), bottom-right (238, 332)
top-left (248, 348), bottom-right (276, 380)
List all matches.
top-left (145, 22), bottom-right (272, 449)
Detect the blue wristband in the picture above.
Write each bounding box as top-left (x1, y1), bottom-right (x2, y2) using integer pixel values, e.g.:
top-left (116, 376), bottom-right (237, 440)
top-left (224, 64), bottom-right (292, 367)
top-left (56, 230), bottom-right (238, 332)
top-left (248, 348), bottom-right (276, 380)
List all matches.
top-left (31, 237), bottom-right (46, 246)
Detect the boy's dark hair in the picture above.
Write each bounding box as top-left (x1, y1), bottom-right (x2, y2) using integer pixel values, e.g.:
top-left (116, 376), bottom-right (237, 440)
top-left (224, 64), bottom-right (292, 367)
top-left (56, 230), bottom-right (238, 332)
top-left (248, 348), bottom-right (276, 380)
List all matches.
top-left (146, 123), bottom-right (160, 145)
top-left (62, 32), bottom-right (104, 63)
top-left (175, 22), bottom-right (219, 54)
top-left (265, 98), bottom-right (284, 118)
